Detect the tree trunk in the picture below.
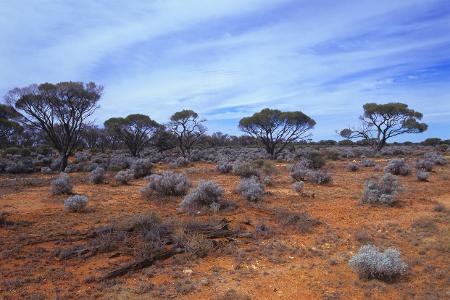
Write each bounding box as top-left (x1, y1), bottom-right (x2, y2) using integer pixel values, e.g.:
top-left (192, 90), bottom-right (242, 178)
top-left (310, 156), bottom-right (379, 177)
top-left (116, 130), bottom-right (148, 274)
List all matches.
top-left (376, 139), bottom-right (386, 151)
top-left (60, 152), bottom-right (69, 171)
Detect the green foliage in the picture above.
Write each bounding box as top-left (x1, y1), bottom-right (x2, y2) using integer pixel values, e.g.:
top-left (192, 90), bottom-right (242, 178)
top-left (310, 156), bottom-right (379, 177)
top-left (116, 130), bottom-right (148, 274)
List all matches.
top-left (239, 108), bottom-right (315, 159)
top-left (340, 102), bottom-right (427, 151)
top-left (105, 114), bottom-right (160, 156)
top-left (168, 109), bottom-right (206, 158)
top-left (6, 81), bottom-right (102, 170)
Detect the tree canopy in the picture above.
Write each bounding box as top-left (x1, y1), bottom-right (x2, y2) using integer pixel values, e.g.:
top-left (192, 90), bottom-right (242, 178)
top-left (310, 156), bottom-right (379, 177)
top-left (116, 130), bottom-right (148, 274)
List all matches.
top-left (104, 114), bottom-right (160, 156)
top-left (6, 81), bottom-right (102, 170)
top-left (0, 104), bottom-right (22, 145)
top-left (340, 102), bottom-right (427, 150)
top-left (239, 108), bottom-right (316, 159)
top-left (168, 109), bottom-right (206, 158)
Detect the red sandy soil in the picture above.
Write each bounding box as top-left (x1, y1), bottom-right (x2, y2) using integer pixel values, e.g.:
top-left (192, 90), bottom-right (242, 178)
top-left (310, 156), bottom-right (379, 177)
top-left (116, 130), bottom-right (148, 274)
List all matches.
top-left (0, 157), bottom-right (449, 299)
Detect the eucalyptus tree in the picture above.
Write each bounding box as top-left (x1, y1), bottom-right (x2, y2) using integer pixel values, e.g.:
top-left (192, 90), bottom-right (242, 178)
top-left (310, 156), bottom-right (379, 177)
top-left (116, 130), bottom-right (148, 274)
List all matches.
top-left (239, 108), bottom-right (316, 159)
top-left (168, 109), bottom-right (206, 158)
top-left (340, 103), bottom-right (427, 151)
top-left (6, 82), bottom-right (102, 170)
top-left (104, 114), bottom-right (160, 156)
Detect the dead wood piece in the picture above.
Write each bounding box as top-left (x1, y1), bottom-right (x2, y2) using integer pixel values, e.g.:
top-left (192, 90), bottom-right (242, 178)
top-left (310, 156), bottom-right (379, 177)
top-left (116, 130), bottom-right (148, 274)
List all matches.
top-left (101, 248), bottom-right (182, 280)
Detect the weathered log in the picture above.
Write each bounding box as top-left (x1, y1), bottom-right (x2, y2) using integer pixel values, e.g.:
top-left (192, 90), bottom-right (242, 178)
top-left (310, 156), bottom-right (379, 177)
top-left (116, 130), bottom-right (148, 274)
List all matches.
top-left (101, 248), bottom-right (182, 280)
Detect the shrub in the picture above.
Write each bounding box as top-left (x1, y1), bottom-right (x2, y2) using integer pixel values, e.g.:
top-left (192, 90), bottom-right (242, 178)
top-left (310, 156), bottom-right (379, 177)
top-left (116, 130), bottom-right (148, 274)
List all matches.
top-left (170, 156), bottom-right (190, 168)
top-left (50, 173), bottom-right (73, 195)
top-left (64, 195), bottom-right (88, 212)
top-left (130, 158), bottom-right (153, 179)
top-left (5, 158), bottom-right (34, 173)
top-left (307, 169), bottom-right (332, 184)
top-left (275, 209), bottom-right (321, 233)
top-left (362, 173), bottom-right (401, 205)
top-left (216, 161), bottom-right (233, 173)
top-left (250, 159), bottom-right (277, 175)
top-left (40, 167), bottom-right (52, 174)
top-left (262, 175), bottom-right (272, 186)
top-left (115, 169), bottom-right (134, 184)
top-left (289, 162), bottom-right (309, 181)
top-left (89, 167), bottom-right (105, 184)
top-left (361, 158), bottom-right (375, 167)
top-left (348, 245), bottom-right (408, 281)
top-left (299, 151), bottom-right (326, 169)
top-left (236, 176), bottom-right (265, 202)
top-left (424, 152), bottom-right (447, 165)
top-left (292, 181), bottom-right (305, 193)
top-left (384, 159), bottom-right (411, 176)
top-left (232, 161), bottom-right (259, 178)
top-left (415, 159), bottom-right (433, 171)
top-left (416, 169), bottom-right (429, 182)
top-left (347, 162), bottom-right (359, 172)
top-left (180, 180), bottom-right (224, 212)
top-left (141, 171), bottom-right (191, 198)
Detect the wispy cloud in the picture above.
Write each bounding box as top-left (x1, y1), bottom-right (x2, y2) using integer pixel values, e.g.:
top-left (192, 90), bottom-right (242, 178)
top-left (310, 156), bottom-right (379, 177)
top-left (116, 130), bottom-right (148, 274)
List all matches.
top-left (1, 0), bottom-right (449, 140)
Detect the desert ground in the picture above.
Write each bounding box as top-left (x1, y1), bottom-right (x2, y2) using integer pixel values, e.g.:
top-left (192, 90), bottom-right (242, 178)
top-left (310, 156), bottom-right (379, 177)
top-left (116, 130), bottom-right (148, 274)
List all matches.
top-left (1, 153), bottom-right (449, 299)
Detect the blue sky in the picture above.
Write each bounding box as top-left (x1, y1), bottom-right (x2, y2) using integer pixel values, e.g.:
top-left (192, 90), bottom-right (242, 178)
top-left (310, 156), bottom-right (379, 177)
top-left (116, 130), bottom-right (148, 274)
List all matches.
top-left (1, 0), bottom-right (449, 141)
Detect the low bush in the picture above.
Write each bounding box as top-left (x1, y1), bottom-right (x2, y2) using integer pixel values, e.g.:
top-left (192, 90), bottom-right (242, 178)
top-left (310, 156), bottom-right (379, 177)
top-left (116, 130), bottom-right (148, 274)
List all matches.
top-left (424, 152), bottom-right (447, 165)
top-left (361, 158), bottom-right (375, 167)
top-left (415, 159), bottom-right (433, 171)
top-left (216, 161), bottom-right (233, 173)
top-left (40, 167), bottom-right (52, 174)
top-left (361, 173), bottom-right (401, 205)
top-left (275, 209), bottom-right (321, 233)
top-left (50, 173), bottom-right (73, 195)
top-left (64, 195), bottom-right (88, 212)
top-left (141, 171), bottom-right (191, 198)
top-left (250, 159), bottom-right (277, 175)
top-left (292, 181), bottom-right (305, 193)
top-left (262, 175), bottom-right (272, 186)
top-left (307, 169), bottom-right (332, 184)
top-left (348, 245), bottom-right (408, 281)
top-left (289, 162), bottom-right (309, 181)
top-left (232, 161), bottom-right (259, 178)
top-left (89, 167), bottom-right (105, 184)
top-left (416, 169), bottom-right (429, 182)
top-left (347, 162), bottom-right (359, 172)
top-left (170, 156), bottom-right (190, 168)
top-left (180, 180), bottom-right (224, 212)
top-left (384, 159), bottom-right (411, 176)
top-left (236, 176), bottom-right (265, 202)
top-left (298, 150), bottom-right (326, 169)
top-left (115, 169), bottom-right (134, 185)
top-left (130, 158), bottom-right (153, 179)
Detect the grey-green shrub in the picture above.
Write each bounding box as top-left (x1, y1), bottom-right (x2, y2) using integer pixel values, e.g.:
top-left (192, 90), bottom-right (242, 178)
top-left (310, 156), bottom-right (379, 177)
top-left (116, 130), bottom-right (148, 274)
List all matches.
top-left (180, 180), bottom-right (224, 212)
top-left (216, 161), bottom-right (233, 173)
top-left (384, 159), bottom-right (410, 176)
top-left (236, 176), bottom-right (265, 202)
top-left (51, 172), bottom-right (73, 195)
top-left (115, 169), bottom-right (134, 184)
top-left (141, 171), bottom-right (191, 198)
top-left (89, 167), bottom-right (105, 184)
top-left (416, 169), bottom-right (429, 182)
top-left (292, 181), bottom-right (305, 193)
top-left (347, 162), bottom-right (359, 172)
top-left (361, 158), bottom-right (375, 167)
top-left (64, 195), bottom-right (88, 212)
top-left (232, 161), bottom-right (259, 178)
top-left (349, 245), bottom-right (407, 281)
top-left (362, 173), bottom-right (401, 205)
top-left (130, 158), bottom-right (153, 179)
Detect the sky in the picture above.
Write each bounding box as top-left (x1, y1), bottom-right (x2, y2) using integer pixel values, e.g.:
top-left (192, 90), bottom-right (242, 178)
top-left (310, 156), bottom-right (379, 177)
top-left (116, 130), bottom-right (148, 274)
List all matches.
top-left (1, 0), bottom-right (449, 141)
